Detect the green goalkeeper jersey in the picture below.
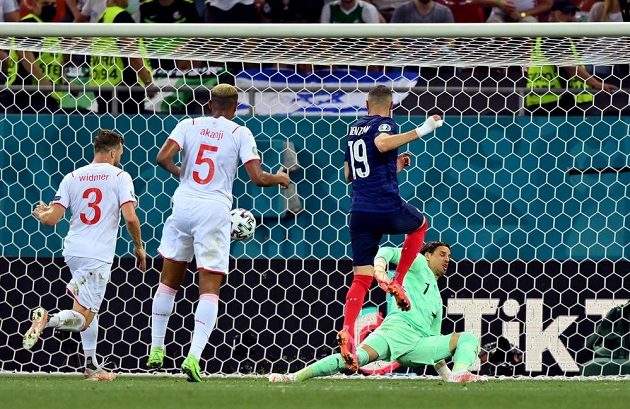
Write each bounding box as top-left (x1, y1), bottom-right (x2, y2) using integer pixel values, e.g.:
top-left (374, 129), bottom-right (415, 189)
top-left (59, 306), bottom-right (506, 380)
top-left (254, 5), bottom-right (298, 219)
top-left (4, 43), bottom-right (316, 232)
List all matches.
top-left (375, 247), bottom-right (443, 337)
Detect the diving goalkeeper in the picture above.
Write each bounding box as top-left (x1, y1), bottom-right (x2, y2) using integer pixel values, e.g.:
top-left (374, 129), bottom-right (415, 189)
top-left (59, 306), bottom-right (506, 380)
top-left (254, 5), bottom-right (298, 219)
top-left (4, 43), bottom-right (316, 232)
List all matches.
top-left (269, 241), bottom-right (483, 383)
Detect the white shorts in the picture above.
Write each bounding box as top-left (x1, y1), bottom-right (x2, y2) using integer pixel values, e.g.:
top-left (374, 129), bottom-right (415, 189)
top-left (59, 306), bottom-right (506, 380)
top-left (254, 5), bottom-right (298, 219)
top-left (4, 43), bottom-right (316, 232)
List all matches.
top-left (65, 256), bottom-right (112, 313)
top-left (157, 197), bottom-right (230, 274)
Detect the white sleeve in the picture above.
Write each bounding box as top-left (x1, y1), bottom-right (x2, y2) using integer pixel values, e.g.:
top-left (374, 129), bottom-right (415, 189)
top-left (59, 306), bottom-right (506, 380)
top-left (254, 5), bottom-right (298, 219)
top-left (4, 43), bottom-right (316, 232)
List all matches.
top-left (363, 3), bottom-right (380, 23)
top-left (238, 127), bottom-right (261, 165)
top-left (320, 4), bottom-right (331, 23)
top-left (167, 119), bottom-right (190, 151)
top-left (118, 171), bottom-right (137, 208)
top-left (52, 174), bottom-right (72, 209)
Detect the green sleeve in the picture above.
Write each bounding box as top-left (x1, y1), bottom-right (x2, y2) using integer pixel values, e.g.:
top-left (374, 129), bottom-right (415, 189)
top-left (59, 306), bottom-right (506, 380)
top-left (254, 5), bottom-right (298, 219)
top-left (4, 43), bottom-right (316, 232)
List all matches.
top-left (374, 246), bottom-right (402, 265)
top-left (430, 307), bottom-right (443, 336)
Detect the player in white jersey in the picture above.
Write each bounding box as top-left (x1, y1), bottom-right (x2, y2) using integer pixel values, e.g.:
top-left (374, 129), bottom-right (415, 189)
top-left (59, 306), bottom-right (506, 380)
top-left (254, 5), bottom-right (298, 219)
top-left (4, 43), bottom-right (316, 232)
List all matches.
top-left (24, 129), bottom-right (146, 381)
top-left (147, 84), bottom-right (290, 382)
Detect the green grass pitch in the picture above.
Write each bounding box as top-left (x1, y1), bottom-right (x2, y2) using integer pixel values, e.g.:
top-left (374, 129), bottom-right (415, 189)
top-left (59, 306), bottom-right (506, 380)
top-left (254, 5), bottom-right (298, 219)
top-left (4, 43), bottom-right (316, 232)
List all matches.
top-left (1, 376), bottom-right (628, 409)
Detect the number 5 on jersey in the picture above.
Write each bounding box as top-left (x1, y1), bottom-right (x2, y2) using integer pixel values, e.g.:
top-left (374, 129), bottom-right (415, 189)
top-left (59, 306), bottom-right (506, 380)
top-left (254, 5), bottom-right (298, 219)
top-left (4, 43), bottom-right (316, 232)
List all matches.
top-left (348, 139), bottom-right (370, 179)
top-left (193, 144), bottom-right (219, 185)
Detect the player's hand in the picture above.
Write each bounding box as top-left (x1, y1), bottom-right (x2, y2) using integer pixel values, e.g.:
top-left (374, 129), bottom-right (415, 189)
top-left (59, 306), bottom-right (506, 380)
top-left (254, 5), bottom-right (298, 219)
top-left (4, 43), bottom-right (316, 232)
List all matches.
top-left (425, 114), bottom-right (444, 131)
top-left (396, 152), bottom-right (411, 173)
top-left (134, 246), bottom-right (147, 272)
top-left (601, 82), bottom-right (618, 93)
top-left (276, 166), bottom-right (290, 189)
top-left (31, 201), bottom-right (49, 220)
top-left (497, 0), bottom-right (516, 14)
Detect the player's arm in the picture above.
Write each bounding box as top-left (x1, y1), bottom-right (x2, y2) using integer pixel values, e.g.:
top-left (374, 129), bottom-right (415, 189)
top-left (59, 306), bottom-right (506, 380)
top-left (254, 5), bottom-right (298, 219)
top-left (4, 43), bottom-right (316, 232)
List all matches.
top-left (373, 246), bottom-right (402, 284)
top-left (32, 201), bottom-right (65, 226)
top-left (156, 139), bottom-right (181, 178)
top-left (244, 160), bottom-right (290, 188)
top-left (121, 202), bottom-right (147, 272)
top-left (374, 115), bottom-right (443, 153)
top-left (344, 161), bottom-right (352, 182)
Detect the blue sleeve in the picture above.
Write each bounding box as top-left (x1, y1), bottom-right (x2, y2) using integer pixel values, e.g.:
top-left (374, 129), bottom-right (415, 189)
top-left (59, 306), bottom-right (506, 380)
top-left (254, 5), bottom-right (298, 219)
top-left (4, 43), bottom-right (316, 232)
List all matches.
top-left (377, 118), bottom-right (398, 135)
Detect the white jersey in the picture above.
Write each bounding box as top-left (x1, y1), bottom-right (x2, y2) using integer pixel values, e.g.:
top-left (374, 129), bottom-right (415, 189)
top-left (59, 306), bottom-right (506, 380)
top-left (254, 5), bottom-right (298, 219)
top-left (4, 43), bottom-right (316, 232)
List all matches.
top-left (168, 116), bottom-right (260, 206)
top-left (52, 163), bottom-right (137, 263)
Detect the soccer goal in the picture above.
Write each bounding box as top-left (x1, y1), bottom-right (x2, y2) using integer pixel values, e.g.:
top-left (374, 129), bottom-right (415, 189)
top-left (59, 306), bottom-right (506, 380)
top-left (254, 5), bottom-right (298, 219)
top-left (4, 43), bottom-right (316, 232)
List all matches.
top-left (0, 22), bottom-right (628, 377)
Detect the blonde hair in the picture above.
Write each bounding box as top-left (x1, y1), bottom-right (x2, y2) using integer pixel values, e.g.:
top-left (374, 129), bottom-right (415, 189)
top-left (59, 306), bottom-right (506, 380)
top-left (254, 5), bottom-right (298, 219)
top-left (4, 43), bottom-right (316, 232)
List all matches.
top-left (211, 84), bottom-right (239, 108)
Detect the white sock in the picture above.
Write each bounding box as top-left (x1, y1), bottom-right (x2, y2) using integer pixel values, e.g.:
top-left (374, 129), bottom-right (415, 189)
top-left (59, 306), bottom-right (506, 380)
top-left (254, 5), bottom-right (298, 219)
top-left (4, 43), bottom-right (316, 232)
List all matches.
top-left (151, 283), bottom-right (177, 349)
top-left (81, 315), bottom-right (99, 368)
top-left (188, 294), bottom-right (219, 360)
top-left (45, 310), bottom-right (86, 332)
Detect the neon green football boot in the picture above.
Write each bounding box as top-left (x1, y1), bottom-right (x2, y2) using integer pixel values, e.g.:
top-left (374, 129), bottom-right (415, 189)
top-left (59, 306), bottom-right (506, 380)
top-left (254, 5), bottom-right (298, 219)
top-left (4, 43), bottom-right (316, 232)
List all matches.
top-left (146, 347), bottom-right (164, 369)
top-left (181, 354), bottom-right (202, 382)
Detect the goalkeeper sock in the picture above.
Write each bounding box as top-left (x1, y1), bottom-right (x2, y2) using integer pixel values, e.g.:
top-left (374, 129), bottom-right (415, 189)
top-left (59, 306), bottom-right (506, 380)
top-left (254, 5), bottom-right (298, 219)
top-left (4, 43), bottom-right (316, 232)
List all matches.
top-left (452, 332), bottom-right (480, 372)
top-left (151, 283), bottom-right (177, 349)
top-left (294, 349), bottom-right (372, 381)
top-left (342, 275), bottom-right (373, 337)
top-left (80, 315), bottom-right (99, 368)
top-left (392, 221), bottom-right (428, 285)
top-left (188, 293), bottom-right (219, 360)
top-left (46, 310), bottom-right (85, 332)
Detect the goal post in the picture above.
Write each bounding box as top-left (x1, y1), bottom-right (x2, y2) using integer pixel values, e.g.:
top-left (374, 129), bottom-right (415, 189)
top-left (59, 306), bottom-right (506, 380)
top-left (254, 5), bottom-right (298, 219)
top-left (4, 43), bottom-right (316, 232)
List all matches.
top-left (0, 23), bottom-right (628, 377)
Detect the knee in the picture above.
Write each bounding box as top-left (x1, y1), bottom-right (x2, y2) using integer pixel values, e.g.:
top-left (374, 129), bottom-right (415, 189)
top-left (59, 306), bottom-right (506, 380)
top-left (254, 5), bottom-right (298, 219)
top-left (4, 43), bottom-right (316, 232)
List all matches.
top-left (457, 332), bottom-right (479, 350)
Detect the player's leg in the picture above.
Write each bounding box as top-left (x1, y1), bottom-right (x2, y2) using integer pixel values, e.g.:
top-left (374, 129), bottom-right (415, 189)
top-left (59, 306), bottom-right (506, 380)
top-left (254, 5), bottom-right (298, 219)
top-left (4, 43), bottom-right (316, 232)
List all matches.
top-left (149, 207), bottom-right (194, 369)
top-left (386, 204), bottom-right (429, 311)
top-left (180, 200), bottom-right (229, 382)
top-left (181, 271), bottom-right (222, 382)
top-left (270, 330), bottom-right (392, 382)
top-left (448, 332), bottom-right (482, 381)
top-left (339, 212), bottom-right (380, 370)
top-left (397, 332), bottom-right (483, 383)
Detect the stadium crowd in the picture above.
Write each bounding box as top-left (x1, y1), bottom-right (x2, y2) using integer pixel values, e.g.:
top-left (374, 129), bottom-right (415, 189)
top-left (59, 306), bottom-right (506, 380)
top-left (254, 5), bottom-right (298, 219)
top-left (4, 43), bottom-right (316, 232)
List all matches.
top-left (0, 0), bottom-right (627, 116)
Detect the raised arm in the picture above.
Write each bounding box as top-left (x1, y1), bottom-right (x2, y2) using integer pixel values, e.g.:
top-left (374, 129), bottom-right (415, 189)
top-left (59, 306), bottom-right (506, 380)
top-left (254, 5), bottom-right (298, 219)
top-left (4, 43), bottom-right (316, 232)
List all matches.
top-left (374, 115), bottom-right (443, 153)
top-left (244, 160), bottom-right (290, 188)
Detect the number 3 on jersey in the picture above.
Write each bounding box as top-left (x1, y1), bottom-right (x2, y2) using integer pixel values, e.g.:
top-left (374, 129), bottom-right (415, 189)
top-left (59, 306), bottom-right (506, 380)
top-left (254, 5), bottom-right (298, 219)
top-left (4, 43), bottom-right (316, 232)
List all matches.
top-left (80, 187), bottom-right (102, 225)
top-left (348, 140), bottom-right (370, 179)
top-left (193, 144), bottom-right (219, 185)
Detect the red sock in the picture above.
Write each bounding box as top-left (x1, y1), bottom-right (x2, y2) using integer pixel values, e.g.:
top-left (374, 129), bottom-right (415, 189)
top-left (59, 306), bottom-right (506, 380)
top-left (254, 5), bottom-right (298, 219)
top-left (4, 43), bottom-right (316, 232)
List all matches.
top-left (342, 275), bottom-right (373, 337)
top-left (393, 221), bottom-right (428, 285)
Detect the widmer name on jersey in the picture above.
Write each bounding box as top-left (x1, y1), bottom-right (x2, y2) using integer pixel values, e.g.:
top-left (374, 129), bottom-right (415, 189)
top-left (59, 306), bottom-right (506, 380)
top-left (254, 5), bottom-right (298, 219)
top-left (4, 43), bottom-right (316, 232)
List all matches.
top-left (349, 126), bottom-right (371, 136)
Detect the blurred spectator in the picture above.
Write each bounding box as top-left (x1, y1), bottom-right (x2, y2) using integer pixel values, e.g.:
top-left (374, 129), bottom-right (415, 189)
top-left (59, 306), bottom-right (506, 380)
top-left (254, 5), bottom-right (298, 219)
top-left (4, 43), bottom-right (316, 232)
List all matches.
top-left (140, 0), bottom-right (201, 71)
top-left (76, 0), bottom-right (106, 21)
top-left (1, 0), bottom-right (19, 21)
top-left (260, 0), bottom-right (323, 22)
top-left (619, 0), bottom-right (630, 19)
top-left (437, 0), bottom-right (497, 23)
top-left (525, 0), bottom-right (617, 116)
top-left (368, 0), bottom-right (407, 21)
top-left (390, 0), bottom-right (454, 23)
top-left (206, 0), bottom-right (259, 23)
top-left (90, 0), bottom-right (154, 114)
top-left (487, 0), bottom-right (552, 21)
top-left (20, 0), bottom-right (67, 21)
top-left (588, 0), bottom-right (622, 20)
top-left (320, 0), bottom-right (380, 23)
top-left (11, 0), bottom-right (66, 113)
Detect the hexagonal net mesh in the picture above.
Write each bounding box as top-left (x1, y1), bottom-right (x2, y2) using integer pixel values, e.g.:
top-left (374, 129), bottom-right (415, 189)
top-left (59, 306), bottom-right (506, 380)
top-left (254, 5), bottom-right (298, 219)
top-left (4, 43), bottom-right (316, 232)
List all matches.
top-left (0, 23), bottom-right (629, 378)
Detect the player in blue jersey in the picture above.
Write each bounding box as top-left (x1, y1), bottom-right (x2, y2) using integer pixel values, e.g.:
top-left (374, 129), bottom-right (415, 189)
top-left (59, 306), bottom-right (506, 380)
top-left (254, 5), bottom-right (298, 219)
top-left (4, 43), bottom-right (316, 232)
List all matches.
top-left (339, 85), bottom-right (443, 371)
top-left (268, 242), bottom-right (483, 383)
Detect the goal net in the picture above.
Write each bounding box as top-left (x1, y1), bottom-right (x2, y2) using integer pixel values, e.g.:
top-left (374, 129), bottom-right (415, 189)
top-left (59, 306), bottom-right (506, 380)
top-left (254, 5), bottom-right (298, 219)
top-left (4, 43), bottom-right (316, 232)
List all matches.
top-left (0, 23), bottom-right (628, 378)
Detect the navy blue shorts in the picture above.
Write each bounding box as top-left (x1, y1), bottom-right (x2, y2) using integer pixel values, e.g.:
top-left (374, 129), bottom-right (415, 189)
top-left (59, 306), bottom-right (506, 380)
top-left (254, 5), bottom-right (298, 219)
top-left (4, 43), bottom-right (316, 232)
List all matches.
top-left (349, 203), bottom-right (425, 266)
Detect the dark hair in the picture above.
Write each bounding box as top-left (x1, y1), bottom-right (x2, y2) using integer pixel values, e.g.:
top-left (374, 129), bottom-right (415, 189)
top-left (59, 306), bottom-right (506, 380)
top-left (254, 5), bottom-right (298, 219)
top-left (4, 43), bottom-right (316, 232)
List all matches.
top-left (367, 85), bottom-right (393, 104)
top-left (93, 129), bottom-right (124, 153)
top-left (420, 241), bottom-right (451, 255)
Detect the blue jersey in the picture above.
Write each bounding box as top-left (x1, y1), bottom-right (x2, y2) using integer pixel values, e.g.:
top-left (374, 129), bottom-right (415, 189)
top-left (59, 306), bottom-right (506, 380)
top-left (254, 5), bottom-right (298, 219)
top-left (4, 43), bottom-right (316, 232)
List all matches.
top-left (344, 115), bottom-right (402, 213)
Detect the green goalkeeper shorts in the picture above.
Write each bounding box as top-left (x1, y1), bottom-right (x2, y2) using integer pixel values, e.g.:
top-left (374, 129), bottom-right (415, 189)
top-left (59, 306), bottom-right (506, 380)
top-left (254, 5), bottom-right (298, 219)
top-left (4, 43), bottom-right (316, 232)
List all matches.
top-left (361, 315), bottom-right (453, 365)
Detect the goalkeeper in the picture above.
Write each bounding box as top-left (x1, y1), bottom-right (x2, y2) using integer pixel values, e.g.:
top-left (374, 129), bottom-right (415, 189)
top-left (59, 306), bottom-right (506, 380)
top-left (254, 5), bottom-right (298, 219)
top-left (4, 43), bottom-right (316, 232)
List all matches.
top-left (269, 241), bottom-right (483, 383)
